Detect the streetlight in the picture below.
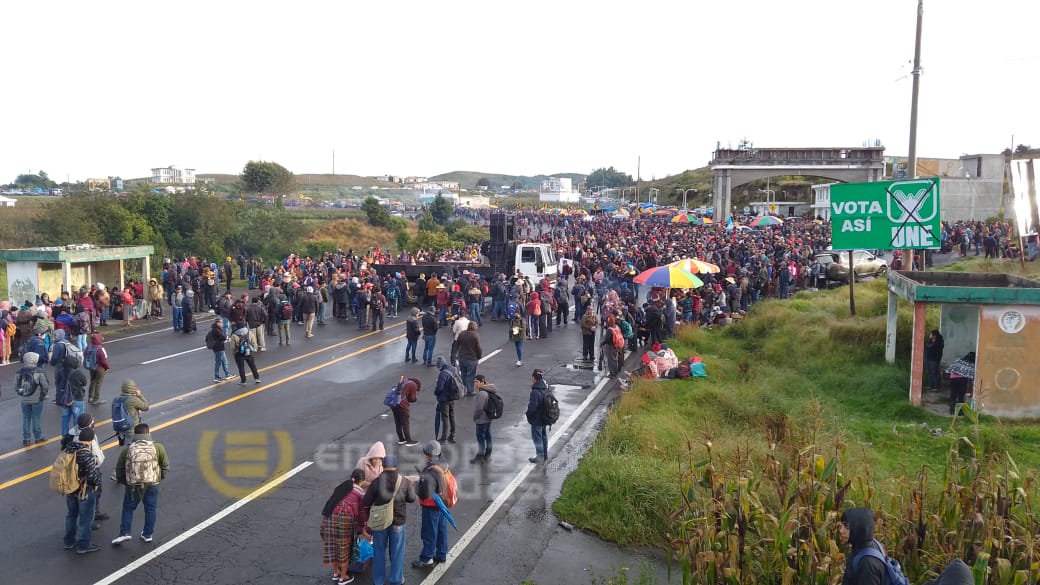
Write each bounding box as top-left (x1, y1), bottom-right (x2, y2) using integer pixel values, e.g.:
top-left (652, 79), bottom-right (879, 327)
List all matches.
top-left (647, 188), bottom-right (659, 205)
top-left (622, 187), bottom-right (635, 203)
top-left (681, 188), bottom-right (697, 210)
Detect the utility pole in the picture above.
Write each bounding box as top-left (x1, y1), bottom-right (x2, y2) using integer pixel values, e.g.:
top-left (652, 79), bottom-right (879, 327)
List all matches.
top-left (332, 150), bottom-right (335, 175)
top-left (907, 0), bottom-right (924, 179)
top-left (636, 156), bottom-right (641, 204)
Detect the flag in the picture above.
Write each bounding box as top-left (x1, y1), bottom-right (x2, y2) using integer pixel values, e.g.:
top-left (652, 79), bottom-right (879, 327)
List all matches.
top-left (726, 216), bottom-right (734, 232)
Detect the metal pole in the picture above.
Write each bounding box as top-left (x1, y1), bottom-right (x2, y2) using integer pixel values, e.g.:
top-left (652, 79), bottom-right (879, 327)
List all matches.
top-left (636, 156), bottom-right (641, 204)
top-left (907, 0), bottom-right (924, 179)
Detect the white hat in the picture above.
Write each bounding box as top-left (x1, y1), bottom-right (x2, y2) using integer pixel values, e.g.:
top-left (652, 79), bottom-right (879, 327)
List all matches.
top-left (306, 286), bottom-right (314, 293)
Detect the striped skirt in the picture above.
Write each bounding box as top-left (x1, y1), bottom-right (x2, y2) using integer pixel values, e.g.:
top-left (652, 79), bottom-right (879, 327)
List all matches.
top-left (320, 514), bottom-right (356, 566)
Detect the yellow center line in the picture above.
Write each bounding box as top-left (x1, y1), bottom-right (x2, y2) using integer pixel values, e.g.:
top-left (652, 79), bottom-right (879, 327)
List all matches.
top-left (0, 331), bottom-right (406, 492)
top-left (0, 322), bottom-right (404, 461)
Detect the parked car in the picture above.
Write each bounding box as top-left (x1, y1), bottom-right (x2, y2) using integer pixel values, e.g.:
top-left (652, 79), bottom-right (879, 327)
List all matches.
top-left (817, 250), bottom-right (888, 282)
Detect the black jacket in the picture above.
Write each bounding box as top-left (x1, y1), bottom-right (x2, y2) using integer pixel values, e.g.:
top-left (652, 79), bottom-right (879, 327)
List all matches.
top-left (421, 312), bottom-right (439, 336)
top-left (361, 470), bottom-right (416, 527)
top-left (841, 507), bottom-right (885, 585)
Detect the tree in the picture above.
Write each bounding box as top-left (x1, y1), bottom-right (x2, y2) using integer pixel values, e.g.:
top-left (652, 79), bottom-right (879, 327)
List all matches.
top-left (13, 172), bottom-right (55, 190)
top-left (240, 161), bottom-right (295, 195)
top-left (1015, 144), bottom-right (1034, 154)
top-left (429, 194), bottom-right (454, 225)
top-left (586, 166), bottom-right (634, 190)
top-left (417, 210), bottom-right (437, 232)
top-left (510, 180), bottom-right (523, 192)
top-left (476, 177), bottom-right (491, 189)
top-left (362, 196), bottom-right (392, 228)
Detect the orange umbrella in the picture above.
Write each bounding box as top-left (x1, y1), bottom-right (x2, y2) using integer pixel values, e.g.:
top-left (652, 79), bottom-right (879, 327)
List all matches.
top-left (668, 258), bottom-right (721, 274)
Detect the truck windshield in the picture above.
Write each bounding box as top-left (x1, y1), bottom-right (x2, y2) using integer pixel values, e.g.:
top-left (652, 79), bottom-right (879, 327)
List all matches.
top-left (521, 247), bottom-right (536, 263)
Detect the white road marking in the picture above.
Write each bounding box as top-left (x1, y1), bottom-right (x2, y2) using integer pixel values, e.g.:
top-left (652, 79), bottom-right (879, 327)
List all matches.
top-left (478, 348), bottom-right (501, 364)
top-left (108, 316), bottom-right (217, 344)
top-left (140, 346), bottom-right (207, 364)
top-left (420, 373), bottom-right (612, 585)
top-left (91, 460), bottom-right (313, 585)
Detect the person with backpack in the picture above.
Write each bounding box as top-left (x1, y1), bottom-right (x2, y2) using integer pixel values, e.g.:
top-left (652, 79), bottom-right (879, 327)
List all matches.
top-left (386, 377), bottom-right (420, 446)
top-left (601, 316), bottom-right (625, 378)
top-left (18, 351), bottom-right (50, 447)
top-left (49, 329), bottom-right (81, 400)
top-left (413, 440), bottom-right (452, 570)
top-left (114, 379), bottom-right (149, 445)
top-left (362, 455), bottom-right (416, 585)
top-left (369, 286), bottom-right (387, 332)
top-left (275, 290), bottom-right (293, 346)
top-left (85, 332), bottom-right (110, 405)
top-left (579, 302), bottom-right (599, 362)
top-left (525, 369), bottom-right (556, 464)
top-left (181, 289), bottom-right (196, 334)
top-left (206, 320), bottom-right (230, 383)
top-left (433, 357), bottom-right (459, 444)
top-left (470, 375), bottom-right (501, 464)
top-left (230, 323), bottom-right (261, 385)
top-left (61, 426), bottom-right (102, 554)
top-left (404, 308), bottom-right (421, 363)
top-left (111, 423), bottom-right (170, 546)
top-left (421, 307), bottom-right (439, 367)
top-left (840, 507), bottom-right (896, 585)
top-left (321, 468), bottom-right (369, 585)
top-left (509, 307), bottom-right (527, 367)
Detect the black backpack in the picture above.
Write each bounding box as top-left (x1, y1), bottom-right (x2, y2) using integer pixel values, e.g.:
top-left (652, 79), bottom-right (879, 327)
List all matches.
top-left (483, 391), bottom-right (504, 420)
top-left (540, 388), bottom-right (560, 426)
top-left (15, 367), bottom-right (39, 397)
top-left (446, 367), bottom-right (464, 401)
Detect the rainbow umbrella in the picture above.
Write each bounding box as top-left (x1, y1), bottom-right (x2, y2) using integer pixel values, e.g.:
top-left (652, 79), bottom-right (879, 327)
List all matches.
top-left (695, 217), bottom-right (713, 225)
top-left (749, 215), bottom-right (783, 227)
top-left (668, 258), bottom-right (721, 274)
top-left (671, 213), bottom-right (695, 223)
top-left (633, 265), bottom-right (704, 288)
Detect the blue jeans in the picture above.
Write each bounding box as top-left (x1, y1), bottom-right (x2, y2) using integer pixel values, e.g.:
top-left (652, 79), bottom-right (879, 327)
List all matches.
top-left (119, 483), bottom-right (159, 538)
top-left (469, 304), bottom-right (482, 325)
top-left (492, 300), bottom-right (506, 319)
top-left (172, 307), bottom-right (183, 331)
top-left (439, 307), bottom-right (448, 326)
top-left (514, 340), bottom-right (523, 362)
top-left (531, 424), bottom-right (548, 461)
top-left (59, 404), bottom-right (73, 438)
top-left (420, 505), bottom-right (449, 563)
top-left (222, 316), bottom-right (230, 332)
top-left (21, 401), bottom-right (43, 441)
top-left (70, 400), bottom-right (85, 435)
top-left (405, 338), bottom-right (418, 361)
top-left (64, 489), bottom-right (98, 551)
top-left (458, 357), bottom-right (477, 396)
top-left (371, 524), bottom-right (406, 585)
top-left (214, 350), bottom-right (229, 379)
top-left (476, 422), bottom-right (492, 456)
top-left (422, 334), bottom-right (437, 365)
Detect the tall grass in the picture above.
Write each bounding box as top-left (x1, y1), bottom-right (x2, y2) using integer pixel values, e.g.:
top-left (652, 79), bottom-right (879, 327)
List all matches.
top-left (554, 278), bottom-right (1040, 583)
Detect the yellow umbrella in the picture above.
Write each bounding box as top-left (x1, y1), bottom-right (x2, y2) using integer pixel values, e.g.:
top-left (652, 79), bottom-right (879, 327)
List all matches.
top-left (668, 258), bottom-right (721, 274)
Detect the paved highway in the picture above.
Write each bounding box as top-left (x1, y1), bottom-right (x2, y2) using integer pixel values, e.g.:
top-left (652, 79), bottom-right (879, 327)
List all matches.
top-left (0, 303), bottom-right (612, 585)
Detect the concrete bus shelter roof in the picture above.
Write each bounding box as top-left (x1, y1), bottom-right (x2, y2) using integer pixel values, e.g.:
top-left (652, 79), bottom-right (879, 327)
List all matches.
top-left (0, 244), bottom-right (154, 263)
top-left (888, 270), bottom-right (1040, 305)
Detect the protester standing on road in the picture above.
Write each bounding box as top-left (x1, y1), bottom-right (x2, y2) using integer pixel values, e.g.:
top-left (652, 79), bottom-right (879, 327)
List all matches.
top-left (85, 332), bottom-right (109, 406)
top-left (321, 468), bottom-right (369, 585)
top-left (207, 320), bottom-right (230, 382)
top-left (300, 285), bottom-right (319, 338)
top-left (230, 323), bottom-right (261, 385)
top-left (421, 308), bottom-right (439, 367)
top-left (111, 423), bottom-right (170, 546)
top-left (18, 351), bottom-right (49, 447)
top-left (924, 329), bottom-right (944, 392)
top-left (181, 289), bottom-right (195, 333)
top-left (171, 284), bottom-right (184, 332)
top-left (433, 357), bottom-right (458, 444)
top-left (66, 366), bottom-right (88, 436)
top-left (369, 286), bottom-right (387, 332)
top-left (579, 303), bottom-right (598, 362)
top-left (362, 454), bottom-right (415, 585)
top-left (116, 380), bottom-right (149, 445)
top-left (456, 321), bottom-right (482, 397)
top-left (509, 307), bottom-right (526, 367)
top-left (413, 441), bottom-right (449, 570)
top-left (63, 427), bottom-right (101, 554)
top-left (471, 374), bottom-right (498, 463)
top-left (390, 377), bottom-right (420, 446)
top-left (526, 369), bottom-right (550, 464)
top-left (404, 308), bottom-right (421, 363)
top-left (246, 296), bottom-right (268, 352)
top-left (449, 312), bottom-right (469, 366)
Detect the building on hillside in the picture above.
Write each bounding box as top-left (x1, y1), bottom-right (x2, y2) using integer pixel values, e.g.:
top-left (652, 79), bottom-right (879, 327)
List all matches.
top-left (539, 177), bottom-right (580, 203)
top-left (151, 165), bottom-right (196, 185)
top-left (458, 194), bottom-right (490, 208)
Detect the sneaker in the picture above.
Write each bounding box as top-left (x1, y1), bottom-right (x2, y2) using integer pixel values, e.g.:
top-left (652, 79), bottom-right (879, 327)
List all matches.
top-left (516, 360), bottom-right (522, 367)
top-left (140, 533), bottom-right (153, 543)
top-left (255, 379), bottom-right (262, 384)
top-left (239, 381), bottom-right (247, 386)
top-left (337, 576), bottom-right (355, 585)
top-left (405, 441), bottom-right (419, 446)
top-left (528, 457), bottom-right (542, 464)
top-left (412, 559), bottom-right (435, 569)
top-left (64, 544), bottom-right (75, 551)
top-left (95, 512), bottom-right (110, 521)
top-left (112, 534), bottom-right (132, 545)
top-left (213, 378), bottom-right (222, 383)
top-left (22, 440), bottom-right (30, 447)
top-left (77, 545), bottom-right (101, 555)
top-left (397, 440), bottom-right (407, 445)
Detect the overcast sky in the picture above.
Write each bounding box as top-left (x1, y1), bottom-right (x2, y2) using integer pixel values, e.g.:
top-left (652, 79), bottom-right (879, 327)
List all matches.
top-left (2, 0), bottom-right (1037, 184)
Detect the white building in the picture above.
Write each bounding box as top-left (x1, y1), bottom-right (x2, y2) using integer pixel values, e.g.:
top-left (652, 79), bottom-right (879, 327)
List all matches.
top-left (539, 177), bottom-right (580, 203)
top-left (150, 166), bottom-right (196, 185)
top-left (811, 183), bottom-right (834, 221)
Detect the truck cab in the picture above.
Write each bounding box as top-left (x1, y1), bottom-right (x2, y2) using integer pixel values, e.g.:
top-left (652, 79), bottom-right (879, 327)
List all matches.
top-left (516, 243), bottom-right (558, 282)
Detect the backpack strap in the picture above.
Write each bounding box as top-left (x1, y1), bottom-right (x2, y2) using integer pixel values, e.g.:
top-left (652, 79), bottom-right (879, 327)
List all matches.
top-left (850, 540), bottom-right (886, 572)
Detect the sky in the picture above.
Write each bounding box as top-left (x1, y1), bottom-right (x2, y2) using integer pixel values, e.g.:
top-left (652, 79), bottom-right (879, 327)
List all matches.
top-left (2, 0), bottom-right (1037, 184)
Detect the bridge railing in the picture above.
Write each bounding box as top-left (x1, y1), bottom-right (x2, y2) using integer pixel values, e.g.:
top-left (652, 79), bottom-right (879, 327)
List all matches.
top-left (710, 148), bottom-right (884, 166)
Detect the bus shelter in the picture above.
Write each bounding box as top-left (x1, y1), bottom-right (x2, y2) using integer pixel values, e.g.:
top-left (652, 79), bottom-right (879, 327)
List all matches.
top-left (0, 244), bottom-right (155, 305)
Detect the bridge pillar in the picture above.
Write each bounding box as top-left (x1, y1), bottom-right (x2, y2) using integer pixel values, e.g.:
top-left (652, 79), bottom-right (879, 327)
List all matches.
top-left (713, 169), bottom-right (732, 222)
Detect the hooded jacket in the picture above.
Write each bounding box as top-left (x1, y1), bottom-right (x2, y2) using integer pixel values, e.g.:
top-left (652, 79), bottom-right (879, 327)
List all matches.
top-left (18, 351), bottom-right (50, 405)
top-left (841, 507), bottom-right (885, 585)
top-left (922, 559), bottom-right (972, 585)
top-left (355, 441), bottom-right (386, 485)
top-left (119, 379), bottom-right (150, 426)
top-left (115, 432), bottom-right (170, 484)
top-left (525, 378), bottom-right (549, 425)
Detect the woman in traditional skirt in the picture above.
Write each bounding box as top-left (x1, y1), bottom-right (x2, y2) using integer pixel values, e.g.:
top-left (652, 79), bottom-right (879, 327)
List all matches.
top-left (321, 469), bottom-right (369, 585)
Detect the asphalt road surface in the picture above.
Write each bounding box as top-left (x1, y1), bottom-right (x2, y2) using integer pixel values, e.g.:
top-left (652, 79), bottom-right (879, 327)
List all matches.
top-left (0, 301), bottom-right (638, 585)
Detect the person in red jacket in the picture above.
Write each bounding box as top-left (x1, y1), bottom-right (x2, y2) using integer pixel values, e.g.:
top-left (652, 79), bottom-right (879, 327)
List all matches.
top-left (390, 376), bottom-right (420, 446)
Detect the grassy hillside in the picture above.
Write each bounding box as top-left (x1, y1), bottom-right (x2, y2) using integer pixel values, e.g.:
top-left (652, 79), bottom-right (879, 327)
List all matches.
top-left (430, 170), bottom-right (585, 190)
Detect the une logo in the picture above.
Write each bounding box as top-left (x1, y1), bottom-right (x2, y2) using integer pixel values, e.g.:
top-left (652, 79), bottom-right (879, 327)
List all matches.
top-left (886, 180), bottom-right (938, 224)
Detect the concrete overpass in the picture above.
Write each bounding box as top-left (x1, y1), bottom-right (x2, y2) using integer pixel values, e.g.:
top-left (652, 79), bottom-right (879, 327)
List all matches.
top-left (711, 146), bottom-right (885, 221)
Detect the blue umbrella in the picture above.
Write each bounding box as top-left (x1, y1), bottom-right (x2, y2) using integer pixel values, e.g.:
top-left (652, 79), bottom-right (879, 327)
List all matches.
top-left (433, 492), bottom-right (458, 530)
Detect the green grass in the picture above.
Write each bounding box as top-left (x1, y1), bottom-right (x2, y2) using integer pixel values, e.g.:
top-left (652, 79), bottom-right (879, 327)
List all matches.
top-left (554, 274), bottom-right (1040, 548)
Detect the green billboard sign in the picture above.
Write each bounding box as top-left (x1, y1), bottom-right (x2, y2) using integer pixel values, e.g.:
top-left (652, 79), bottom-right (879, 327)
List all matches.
top-left (829, 178), bottom-right (941, 250)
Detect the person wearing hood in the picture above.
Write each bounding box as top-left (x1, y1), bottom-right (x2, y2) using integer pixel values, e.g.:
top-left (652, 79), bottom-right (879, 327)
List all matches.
top-left (840, 507), bottom-right (885, 585)
top-left (404, 308), bottom-right (421, 363)
top-left (49, 328), bottom-right (76, 397)
top-left (922, 559), bottom-right (972, 585)
top-left (525, 369), bottom-right (550, 464)
top-left (181, 289), bottom-right (196, 333)
top-left (433, 357), bottom-right (458, 444)
top-left (117, 379), bottom-right (150, 444)
top-left (207, 320), bottom-right (231, 383)
top-left (86, 332), bottom-right (110, 405)
top-left (18, 351), bottom-right (50, 446)
top-left (148, 278), bottom-right (164, 318)
top-left (58, 364), bottom-right (89, 438)
top-left (355, 441), bottom-right (386, 485)
top-left (112, 423), bottom-right (170, 546)
top-left (22, 324), bottom-right (48, 365)
top-left (229, 323), bottom-right (260, 385)
top-left (471, 375), bottom-right (498, 463)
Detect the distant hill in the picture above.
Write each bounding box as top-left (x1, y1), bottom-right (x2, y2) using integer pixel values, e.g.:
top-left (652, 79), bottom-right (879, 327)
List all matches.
top-left (197, 174), bottom-right (396, 188)
top-left (430, 171), bottom-right (585, 190)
